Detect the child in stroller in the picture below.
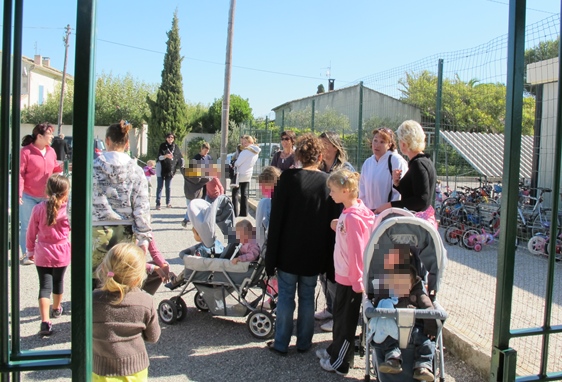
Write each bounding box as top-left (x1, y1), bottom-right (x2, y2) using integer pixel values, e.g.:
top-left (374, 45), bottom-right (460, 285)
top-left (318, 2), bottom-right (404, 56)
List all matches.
top-left (371, 245), bottom-right (437, 381)
top-left (231, 219), bottom-right (260, 265)
top-left (158, 197), bottom-right (276, 339)
top-left (362, 208), bottom-right (448, 382)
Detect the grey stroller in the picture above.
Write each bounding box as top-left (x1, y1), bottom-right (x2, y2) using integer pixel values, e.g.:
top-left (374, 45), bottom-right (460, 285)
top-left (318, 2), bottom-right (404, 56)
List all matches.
top-left (362, 208), bottom-right (448, 382)
top-left (157, 197), bottom-right (276, 339)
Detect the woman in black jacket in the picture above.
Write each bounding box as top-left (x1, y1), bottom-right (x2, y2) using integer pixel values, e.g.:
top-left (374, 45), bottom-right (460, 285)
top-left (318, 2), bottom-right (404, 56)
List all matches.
top-left (155, 132), bottom-right (182, 210)
top-left (265, 133), bottom-right (340, 355)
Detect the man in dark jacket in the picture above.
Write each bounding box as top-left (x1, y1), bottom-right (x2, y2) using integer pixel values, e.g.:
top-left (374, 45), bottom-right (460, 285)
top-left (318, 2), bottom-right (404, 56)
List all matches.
top-left (51, 133), bottom-right (69, 161)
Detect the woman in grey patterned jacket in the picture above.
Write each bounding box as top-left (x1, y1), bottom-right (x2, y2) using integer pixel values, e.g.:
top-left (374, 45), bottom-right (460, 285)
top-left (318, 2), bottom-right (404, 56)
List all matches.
top-left (92, 121), bottom-right (152, 285)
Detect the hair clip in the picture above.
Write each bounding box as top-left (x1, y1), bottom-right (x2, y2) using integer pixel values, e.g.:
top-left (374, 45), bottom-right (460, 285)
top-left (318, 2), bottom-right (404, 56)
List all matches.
top-left (340, 176), bottom-right (349, 185)
top-left (107, 271), bottom-right (115, 278)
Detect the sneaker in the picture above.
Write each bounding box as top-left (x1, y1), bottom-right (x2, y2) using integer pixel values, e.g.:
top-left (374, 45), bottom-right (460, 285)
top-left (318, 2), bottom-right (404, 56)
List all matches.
top-left (413, 367), bottom-right (435, 381)
top-left (319, 357), bottom-right (349, 376)
top-left (316, 348), bottom-right (330, 360)
top-left (320, 320), bottom-right (333, 332)
top-left (167, 204), bottom-right (172, 208)
top-left (181, 219), bottom-right (189, 228)
top-left (314, 308), bottom-right (333, 320)
top-left (164, 273), bottom-right (186, 290)
top-left (156, 205), bottom-right (161, 210)
top-left (20, 255), bottom-right (34, 265)
top-left (378, 359), bottom-right (402, 374)
top-left (39, 321), bottom-right (53, 336)
top-left (51, 307), bottom-right (63, 319)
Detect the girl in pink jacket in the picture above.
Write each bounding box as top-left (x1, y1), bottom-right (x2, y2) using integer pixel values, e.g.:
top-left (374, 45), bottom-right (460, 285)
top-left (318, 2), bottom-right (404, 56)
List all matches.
top-left (26, 174), bottom-right (71, 336)
top-left (318, 169), bottom-right (375, 376)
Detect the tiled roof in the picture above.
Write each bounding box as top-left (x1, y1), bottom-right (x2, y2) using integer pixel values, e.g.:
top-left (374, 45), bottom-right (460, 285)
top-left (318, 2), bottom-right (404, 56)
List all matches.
top-left (440, 131), bottom-right (533, 179)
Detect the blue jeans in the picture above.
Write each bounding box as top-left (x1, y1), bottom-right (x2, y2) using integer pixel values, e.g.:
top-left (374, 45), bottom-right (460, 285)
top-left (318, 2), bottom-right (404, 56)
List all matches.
top-left (273, 270), bottom-right (317, 352)
top-left (156, 176), bottom-right (172, 206)
top-left (381, 326), bottom-right (435, 371)
top-left (19, 193), bottom-right (46, 256)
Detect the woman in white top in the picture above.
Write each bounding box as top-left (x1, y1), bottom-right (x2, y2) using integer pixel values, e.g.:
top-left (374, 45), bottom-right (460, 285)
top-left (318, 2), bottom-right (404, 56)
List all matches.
top-left (359, 127), bottom-right (408, 211)
top-left (232, 135), bottom-right (261, 217)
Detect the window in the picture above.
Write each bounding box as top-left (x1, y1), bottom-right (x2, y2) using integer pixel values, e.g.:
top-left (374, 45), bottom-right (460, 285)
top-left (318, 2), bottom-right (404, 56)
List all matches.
top-left (38, 85), bottom-right (44, 105)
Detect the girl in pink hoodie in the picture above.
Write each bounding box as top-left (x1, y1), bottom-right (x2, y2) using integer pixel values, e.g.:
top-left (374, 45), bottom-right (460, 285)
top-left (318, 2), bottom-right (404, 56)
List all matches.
top-left (26, 174), bottom-right (71, 336)
top-left (318, 168), bottom-right (375, 376)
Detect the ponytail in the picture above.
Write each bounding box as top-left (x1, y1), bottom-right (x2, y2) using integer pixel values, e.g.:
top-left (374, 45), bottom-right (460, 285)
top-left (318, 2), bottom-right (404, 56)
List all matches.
top-left (44, 174), bottom-right (70, 226)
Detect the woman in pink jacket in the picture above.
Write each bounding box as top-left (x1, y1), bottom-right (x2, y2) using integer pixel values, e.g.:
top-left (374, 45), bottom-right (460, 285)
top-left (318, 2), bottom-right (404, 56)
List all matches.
top-left (19, 123), bottom-right (63, 265)
top-left (26, 174), bottom-right (71, 336)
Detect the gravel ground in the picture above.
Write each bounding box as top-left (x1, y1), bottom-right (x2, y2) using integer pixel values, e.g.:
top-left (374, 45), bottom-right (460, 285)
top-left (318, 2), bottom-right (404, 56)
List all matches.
top-left (14, 176), bottom-right (485, 381)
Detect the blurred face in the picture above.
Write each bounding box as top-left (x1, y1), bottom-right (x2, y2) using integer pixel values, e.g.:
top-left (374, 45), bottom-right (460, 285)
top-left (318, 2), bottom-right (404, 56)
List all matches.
top-left (321, 137), bottom-right (337, 161)
top-left (281, 135), bottom-right (292, 150)
top-left (328, 182), bottom-right (347, 204)
top-left (260, 183), bottom-right (275, 199)
top-left (384, 273), bottom-right (410, 297)
top-left (166, 135), bottom-right (175, 144)
top-left (37, 128), bottom-right (54, 147)
top-left (236, 225), bottom-right (251, 243)
top-left (372, 133), bottom-right (391, 160)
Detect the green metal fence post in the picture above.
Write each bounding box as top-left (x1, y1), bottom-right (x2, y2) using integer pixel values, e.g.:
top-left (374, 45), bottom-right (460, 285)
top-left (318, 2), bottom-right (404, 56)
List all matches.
top-left (311, 99), bottom-right (315, 132)
top-left (71, 0), bottom-right (97, 379)
top-left (0, 0), bottom-right (14, 381)
top-left (357, 81), bottom-right (364, 167)
top-left (490, 1), bottom-right (526, 380)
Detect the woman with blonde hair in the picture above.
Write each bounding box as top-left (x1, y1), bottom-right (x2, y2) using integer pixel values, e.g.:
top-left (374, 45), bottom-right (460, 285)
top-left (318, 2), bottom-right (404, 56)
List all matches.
top-left (93, 243), bottom-right (161, 381)
top-left (375, 120), bottom-right (437, 228)
top-left (232, 134), bottom-right (261, 216)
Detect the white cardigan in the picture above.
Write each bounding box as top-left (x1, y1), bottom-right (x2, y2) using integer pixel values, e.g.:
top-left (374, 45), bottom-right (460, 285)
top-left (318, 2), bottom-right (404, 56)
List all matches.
top-left (234, 145), bottom-right (261, 183)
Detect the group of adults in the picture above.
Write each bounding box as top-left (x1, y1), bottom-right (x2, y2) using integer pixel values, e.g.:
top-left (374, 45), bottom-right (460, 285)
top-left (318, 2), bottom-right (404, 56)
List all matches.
top-left (264, 120), bottom-right (437, 357)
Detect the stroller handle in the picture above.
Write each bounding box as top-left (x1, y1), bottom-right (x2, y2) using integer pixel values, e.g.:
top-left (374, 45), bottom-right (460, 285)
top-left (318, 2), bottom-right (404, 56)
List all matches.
top-left (363, 300), bottom-right (448, 321)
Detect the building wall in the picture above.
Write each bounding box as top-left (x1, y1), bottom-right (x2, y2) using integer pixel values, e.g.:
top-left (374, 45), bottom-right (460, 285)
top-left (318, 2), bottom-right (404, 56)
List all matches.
top-left (273, 84), bottom-right (420, 131)
top-left (21, 67), bottom-right (60, 109)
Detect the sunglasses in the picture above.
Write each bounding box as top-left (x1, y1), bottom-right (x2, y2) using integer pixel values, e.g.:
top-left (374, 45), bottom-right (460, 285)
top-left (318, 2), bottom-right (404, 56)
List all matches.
top-left (281, 137), bottom-right (291, 141)
top-left (377, 128), bottom-right (393, 134)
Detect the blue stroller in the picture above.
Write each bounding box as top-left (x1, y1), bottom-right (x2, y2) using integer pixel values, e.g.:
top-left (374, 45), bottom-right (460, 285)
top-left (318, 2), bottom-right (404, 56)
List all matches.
top-left (362, 208), bottom-right (448, 382)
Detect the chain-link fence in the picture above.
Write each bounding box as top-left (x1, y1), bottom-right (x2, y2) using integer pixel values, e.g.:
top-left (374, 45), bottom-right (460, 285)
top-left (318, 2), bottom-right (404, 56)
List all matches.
top-left (256, 14), bottom-right (560, 376)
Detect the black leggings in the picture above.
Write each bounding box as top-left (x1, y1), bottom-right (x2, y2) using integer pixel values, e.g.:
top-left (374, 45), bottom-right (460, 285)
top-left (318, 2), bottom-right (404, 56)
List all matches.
top-left (232, 182), bottom-right (249, 217)
top-left (36, 266), bottom-right (67, 299)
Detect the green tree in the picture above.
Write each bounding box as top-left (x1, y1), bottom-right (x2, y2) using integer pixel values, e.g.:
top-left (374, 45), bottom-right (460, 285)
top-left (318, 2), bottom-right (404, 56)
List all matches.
top-left (207, 94), bottom-right (253, 132)
top-left (317, 84), bottom-right (325, 94)
top-left (185, 102), bottom-right (211, 133)
top-left (525, 37), bottom-right (559, 67)
top-left (146, 10), bottom-right (190, 157)
top-left (398, 70), bottom-right (534, 135)
top-left (22, 74), bottom-right (154, 127)
top-left (95, 73), bottom-right (155, 127)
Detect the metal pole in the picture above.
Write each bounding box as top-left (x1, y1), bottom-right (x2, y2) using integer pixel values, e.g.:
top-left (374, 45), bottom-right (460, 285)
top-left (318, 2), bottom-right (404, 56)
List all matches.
top-left (0, 0), bottom-right (13, 380)
top-left (71, 0), bottom-right (96, 379)
top-left (311, 99), bottom-right (315, 132)
top-left (357, 81), bottom-right (364, 168)
top-left (433, 59), bottom-right (443, 208)
top-left (220, 0), bottom-right (236, 190)
top-left (57, 24), bottom-right (71, 135)
top-left (490, 1), bottom-right (526, 380)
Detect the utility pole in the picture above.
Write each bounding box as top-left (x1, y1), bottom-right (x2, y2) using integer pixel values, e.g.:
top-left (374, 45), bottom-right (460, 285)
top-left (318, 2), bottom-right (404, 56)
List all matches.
top-left (57, 24), bottom-right (71, 135)
top-left (220, 0), bottom-right (236, 189)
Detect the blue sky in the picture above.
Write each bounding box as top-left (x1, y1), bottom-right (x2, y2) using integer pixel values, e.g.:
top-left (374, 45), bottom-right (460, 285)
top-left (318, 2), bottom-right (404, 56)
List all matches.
top-left (17, 0), bottom-right (560, 119)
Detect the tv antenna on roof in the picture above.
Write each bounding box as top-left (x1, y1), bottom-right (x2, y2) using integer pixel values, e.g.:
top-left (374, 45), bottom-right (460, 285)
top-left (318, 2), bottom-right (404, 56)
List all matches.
top-left (320, 61), bottom-right (331, 79)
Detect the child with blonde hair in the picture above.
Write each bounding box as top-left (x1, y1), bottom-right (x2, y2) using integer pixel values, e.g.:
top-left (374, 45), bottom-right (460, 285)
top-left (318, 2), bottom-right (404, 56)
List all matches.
top-left (26, 174), bottom-right (71, 336)
top-left (93, 243), bottom-right (161, 381)
top-left (318, 168), bottom-right (375, 376)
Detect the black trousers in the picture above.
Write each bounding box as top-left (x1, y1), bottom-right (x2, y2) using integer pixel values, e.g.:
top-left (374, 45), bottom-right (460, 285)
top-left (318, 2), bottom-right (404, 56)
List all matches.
top-left (232, 181), bottom-right (249, 217)
top-left (327, 283), bottom-right (362, 369)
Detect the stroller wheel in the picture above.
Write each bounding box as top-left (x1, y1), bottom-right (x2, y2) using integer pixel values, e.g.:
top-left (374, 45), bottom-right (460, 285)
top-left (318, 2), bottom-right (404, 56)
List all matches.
top-left (194, 292), bottom-right (209, 312)
top-left (158, 299), bottom-right (178, 324)
top-left (171, 296), bottom-right (188, 321)
top-left (246, 309), bottom-right (275, 339)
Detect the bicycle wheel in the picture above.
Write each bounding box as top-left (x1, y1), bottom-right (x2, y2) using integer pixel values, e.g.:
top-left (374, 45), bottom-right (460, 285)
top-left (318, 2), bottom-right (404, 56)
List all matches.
top-left (462, 229), bottom-right (480, 250)
top-left (444, 225), bottom-right (463, 246)
top-left (531, 211), bottom-right (561, 237)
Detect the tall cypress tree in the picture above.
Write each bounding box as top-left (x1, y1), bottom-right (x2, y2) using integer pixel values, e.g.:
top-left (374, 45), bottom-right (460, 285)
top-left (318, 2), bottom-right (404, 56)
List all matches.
top-left (147, 10), bottom-right (189, 157)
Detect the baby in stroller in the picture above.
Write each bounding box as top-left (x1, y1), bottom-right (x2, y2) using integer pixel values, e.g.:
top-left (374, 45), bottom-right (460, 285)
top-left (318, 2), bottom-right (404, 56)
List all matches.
top-left (363, 208), bottom-right (448, 382)
top-left (371, 245), bottom-right (436, 381)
